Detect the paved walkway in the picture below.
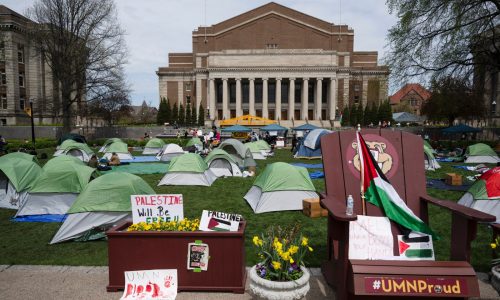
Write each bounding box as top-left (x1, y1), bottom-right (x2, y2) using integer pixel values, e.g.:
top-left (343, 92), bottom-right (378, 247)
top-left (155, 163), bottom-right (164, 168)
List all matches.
top-left (0, 265), bottom-right (498, 299)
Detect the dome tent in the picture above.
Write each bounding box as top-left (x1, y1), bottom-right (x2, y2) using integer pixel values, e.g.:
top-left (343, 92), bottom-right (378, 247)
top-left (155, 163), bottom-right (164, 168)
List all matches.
top-left (294, 129), bottom-right (331, 159)
top-left (142, 138), bottom-right (165, 155)
top-left (458, 167), bottom-right (500, 223)
top-left (205, 149), bottom-right (242, 177)
top-left (246, 142), bottom-right (267, 160)
top-left (102, 141), bottom-right (133, 160)
top-left (424, 144), bottom-right (441, 171)
top-left (219, 138), bottom-right (256, 168)
top-left (185, 137), bottom-right (203, 152)
top-left (158, 153), bottom-right (218, 186)
top-left (464, 143), bottom-right (500, 164)
top-left (244, 162), bottom-right (317, 213)
top-left (54, 139), bottom-right (95, 162)
top-left (98, 138), bottom-right (124, 153)
top-left (50, 172), bottom-right (155, 244)
top-left (156, 143), bottom-right (185, 162)
top-left (16, 156), bottom-right (97, 217)
top-left (0, 152), bottom-right (42, 209)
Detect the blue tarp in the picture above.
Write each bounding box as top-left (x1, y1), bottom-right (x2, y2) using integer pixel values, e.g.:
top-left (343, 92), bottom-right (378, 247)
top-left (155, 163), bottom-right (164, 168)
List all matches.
top-left (426, 179), bottom-right (471, 191)
top-left (12, 214), bottom-right (67, 222)
top-left (121, 156), bottom-right (159, 163)
top-left (309, 171), bottom-right (325, 179)
top-left (442, 124), bottom-right (481, 134)
top-left (292, 123), bottom-right (319, 131)
top-left (291, 163), bottom-right (324, 169)
top-left (260, 124), bottom-right (288, 131)
top-left (294, 129), bottom-right (330, 158)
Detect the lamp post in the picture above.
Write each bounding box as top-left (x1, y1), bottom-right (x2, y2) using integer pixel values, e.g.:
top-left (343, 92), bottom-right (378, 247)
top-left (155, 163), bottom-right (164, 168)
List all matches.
top-left (29, 98), bottom-right (36, 152)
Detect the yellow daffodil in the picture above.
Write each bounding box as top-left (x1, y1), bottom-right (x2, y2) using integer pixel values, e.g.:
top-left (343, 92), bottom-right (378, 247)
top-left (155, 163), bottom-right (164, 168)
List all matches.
top-left (491, 243), bottom-right (498, 249)
top-left (290, 257), bottom-right (294, 264)
top-left (272, 261), bottom-right (281, 270)
top-left (289, 245), bottom-right (299, 255)
top-left (301, 237), bottom-right (308, 246)
top-left (308, 246), bottom-right (314, 252)
top-left (253, 236), bottom-right (261, 246)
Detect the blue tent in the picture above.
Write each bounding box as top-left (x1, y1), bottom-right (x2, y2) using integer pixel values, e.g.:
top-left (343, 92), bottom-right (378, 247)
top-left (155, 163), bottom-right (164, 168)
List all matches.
top-left (442, 124), bottom-right (481, 134)
top-left (260, 124), bottom-right (288, 131)
top-left (292, 123), bottom-right (319, 131)
top-left (294, 129), bottom-right (331, 159)
top-left (221, 125), bottom-right (252, 132)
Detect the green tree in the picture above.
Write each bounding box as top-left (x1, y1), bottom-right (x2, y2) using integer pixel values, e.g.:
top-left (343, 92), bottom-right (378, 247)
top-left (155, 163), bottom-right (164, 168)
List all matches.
top-left (172, 102), bottom-right (179, 126)
top-left (156, 97), bottom-right (167, 125)
top-left (165, 99), bottom-right (172, 125)
top-left (368, 102), bottom-right (379, 126)
top-left (363, 104), bottom-right (370, 126)
top-left (191, 103), bottom-right (197, 126)
top-left (198, 104), bottom-right (205, 127)
top-left (349, 104), bottom-right (357, 127)
top-left (178, 103), bottom-right (185, 126)
top-left (355, 104), bottom-right (364, 127)
top-left (341, 106), bottom-right (350, 127)
top-left (185, 102), bottom-right (192, 126)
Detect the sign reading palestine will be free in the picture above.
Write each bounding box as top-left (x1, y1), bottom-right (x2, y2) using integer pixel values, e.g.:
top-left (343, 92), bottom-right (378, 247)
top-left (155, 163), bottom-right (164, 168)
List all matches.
top-left (131, 194), bottom-right (183, 224)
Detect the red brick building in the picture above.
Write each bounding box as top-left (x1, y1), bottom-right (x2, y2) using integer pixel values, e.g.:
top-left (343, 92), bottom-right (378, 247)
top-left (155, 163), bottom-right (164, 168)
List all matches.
top-left (157, 2), bottom-right (389, 126)
top-left (390, 83), bottom-right (431, 116)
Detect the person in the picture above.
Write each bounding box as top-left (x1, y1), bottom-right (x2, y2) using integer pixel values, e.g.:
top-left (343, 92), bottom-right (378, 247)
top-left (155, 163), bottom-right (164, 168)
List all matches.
top-left (88, 154), bottom-right (98, 168)
top-left (144, 132), bottom-right (150, 139)
top-left (109, 152), bottom-right (121, 166)
top-left (0, 135), bottom-right (6, 155)
top-left (291, 134), bottom-right (298, 153)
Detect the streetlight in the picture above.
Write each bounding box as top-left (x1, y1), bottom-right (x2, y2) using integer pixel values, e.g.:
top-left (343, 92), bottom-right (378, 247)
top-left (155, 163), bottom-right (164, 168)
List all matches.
top-left (29, 98), bottom-right (36, 152)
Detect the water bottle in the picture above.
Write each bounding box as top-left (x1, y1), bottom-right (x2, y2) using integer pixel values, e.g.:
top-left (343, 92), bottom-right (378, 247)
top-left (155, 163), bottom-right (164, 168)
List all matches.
top-left (346, 195), bottom-right (354, 216)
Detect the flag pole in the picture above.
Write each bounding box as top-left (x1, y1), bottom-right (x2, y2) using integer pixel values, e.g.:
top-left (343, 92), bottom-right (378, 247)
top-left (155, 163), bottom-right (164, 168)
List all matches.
top-left (357, 127), bottom-right (367, 215)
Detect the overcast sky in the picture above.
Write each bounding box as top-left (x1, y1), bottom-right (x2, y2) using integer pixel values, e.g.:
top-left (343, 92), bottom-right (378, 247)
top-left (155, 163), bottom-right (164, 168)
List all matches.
top-left (5, 0), bottom-right (398, 107)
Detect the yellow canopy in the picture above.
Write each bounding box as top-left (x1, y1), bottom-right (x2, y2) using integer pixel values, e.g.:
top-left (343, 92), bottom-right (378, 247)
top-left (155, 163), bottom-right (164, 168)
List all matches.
top-left (219, 115), bottom-right (276, 126)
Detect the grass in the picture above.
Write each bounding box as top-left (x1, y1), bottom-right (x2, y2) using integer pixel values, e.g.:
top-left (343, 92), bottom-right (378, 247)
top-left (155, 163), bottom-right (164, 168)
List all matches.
top-left (0, 148), bottom-right (495, 271)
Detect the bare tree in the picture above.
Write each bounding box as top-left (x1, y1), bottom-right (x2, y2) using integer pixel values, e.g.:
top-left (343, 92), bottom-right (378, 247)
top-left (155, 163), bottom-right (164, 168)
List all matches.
top-left (28, 0), bottom-right (128, 133)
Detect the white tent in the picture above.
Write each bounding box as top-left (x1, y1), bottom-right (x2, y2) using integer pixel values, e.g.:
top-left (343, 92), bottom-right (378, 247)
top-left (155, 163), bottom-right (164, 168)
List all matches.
top-left (158, 153), bottom-right (218, 186)
top-left (205, 149), bottom-right (242, 177)
top-left (156, 144), bottom-right (185, 162)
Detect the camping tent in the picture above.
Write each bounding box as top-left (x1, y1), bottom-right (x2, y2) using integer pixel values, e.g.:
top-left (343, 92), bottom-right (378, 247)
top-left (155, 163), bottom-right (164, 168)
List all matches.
top-left (219, 139), bottom-right (256, 168)
top-left (294, 129), bottom-right (331, 159)
top-left (54, 140), bottom-right (94, 162)
top-left (424, 144), bottom-right (441, 171)
top-left (458, 167), bottom-right (500, 223)
top-left (50, 172), bottom-right (155, 244)
top-left (423, 140), bottom-right (435, 153)
top-left (244, 162), bottom-right (317, 213)
top-left (102, 141), bottom-right (133, 160)
top-left (0, 152), bottom-right (42, 209)
top-left (58, 133), bottom-right (87, 145)
top-left (246, 141), bottom-right (268, 160)
top-left (185, 137), bottom-right (203, 152)
top-left (16, 156), bottom-right (97, 217)
top-left (392, 112), bottom-right (423, 123)
top-left (158, 153), bottom-right (217, 186)
top-left (464, 143), bottom-right (500, 164)
top-left (205, 149), bottom-right (242, 177)
top-left (156, 144), bottom-right (185, 161)
top-left (142, 138), bottom-right (165, 155)
top-left (98, 138), bottom-right (124, 153)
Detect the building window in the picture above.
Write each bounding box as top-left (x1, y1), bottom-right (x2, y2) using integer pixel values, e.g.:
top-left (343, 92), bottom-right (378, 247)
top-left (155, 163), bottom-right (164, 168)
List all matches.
top-left (185, 82), bottom-right (191, 91)
top-left (18, 45), bottom-right (24, 63)
top-left (1, 94), bottom-right (7, 109)
top-left (354, 95), bottom-right (359, 104)
top-left (20, 97), bottom-right (25, 110)
top-left (0, 69), bottom-right (6, 85)
top-left (19, 72), bottom-right (25, 87)
top-left (410, 99), bottom-right (418, 106)
top-left (354, 84), bottom-right (360, 92)
top-left (186, 95), bottom-right (191, 104)
top-left (0, 42), bottom-right (5, 61)
top-left (266, 43), bottom-right (278, 49)
top-left (0, 119), bottom-right (6, 126)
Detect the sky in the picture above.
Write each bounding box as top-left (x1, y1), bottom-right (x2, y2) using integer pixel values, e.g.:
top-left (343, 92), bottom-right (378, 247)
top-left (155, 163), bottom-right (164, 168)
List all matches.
top-left (5, 0), bottom-right (399, 107)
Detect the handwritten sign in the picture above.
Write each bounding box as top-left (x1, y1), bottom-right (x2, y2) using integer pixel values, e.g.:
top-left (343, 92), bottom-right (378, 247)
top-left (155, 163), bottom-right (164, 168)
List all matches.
top-left (199, 210), bottom-right (242, 232)
top-left (187, 242), bottom-right (209, 271)
top-left (121, 269), bottom-right (177, 300)
top-left (131, 194), bottom-right (183, 224)
top-left (348, 215), bottom-right (394, 259)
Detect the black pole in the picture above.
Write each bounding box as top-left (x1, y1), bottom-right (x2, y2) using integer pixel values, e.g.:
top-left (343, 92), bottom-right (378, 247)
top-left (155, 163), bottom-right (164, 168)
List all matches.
top-left (30, 100), bottom-right (35, 151)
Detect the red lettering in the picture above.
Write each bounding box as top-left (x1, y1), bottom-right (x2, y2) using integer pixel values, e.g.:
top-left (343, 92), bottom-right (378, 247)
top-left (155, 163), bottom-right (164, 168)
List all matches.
top-left (135, 196), bottom-right (142, 206)
top-left (124, 283), bottom-right (134, 297)
top-left (150, 195), bottom-right (156, 205)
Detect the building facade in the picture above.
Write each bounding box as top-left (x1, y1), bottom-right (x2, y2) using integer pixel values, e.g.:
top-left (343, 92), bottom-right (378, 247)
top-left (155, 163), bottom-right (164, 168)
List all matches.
top-left (157, 2), bottom-right (389, 126)
top-left (390, 83), bottom-right (431, 116)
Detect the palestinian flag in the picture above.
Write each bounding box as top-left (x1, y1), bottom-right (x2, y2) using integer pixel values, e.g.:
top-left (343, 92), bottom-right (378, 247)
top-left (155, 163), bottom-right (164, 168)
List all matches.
top-left (357, 132), bottom-right (436, 237)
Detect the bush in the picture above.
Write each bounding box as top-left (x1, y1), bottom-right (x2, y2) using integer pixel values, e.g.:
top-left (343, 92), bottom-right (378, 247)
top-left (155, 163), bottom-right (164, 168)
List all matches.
top-left (5, 138), bottom-right (58, 151)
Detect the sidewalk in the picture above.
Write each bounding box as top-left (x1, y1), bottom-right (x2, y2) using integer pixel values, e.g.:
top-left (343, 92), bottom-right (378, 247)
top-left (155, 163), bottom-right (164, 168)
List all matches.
top-left (0, 265), bottom-right (498, 299)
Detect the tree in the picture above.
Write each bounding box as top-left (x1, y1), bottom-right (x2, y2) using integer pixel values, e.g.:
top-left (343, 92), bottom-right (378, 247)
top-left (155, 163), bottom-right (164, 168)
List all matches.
top-left (28, 0), bottom-right (127, 133)
top-left (165, 99), bottom-right (172, 125)
top-left (349, 104), bottom-right (357, 127)
top-left (172, 102), bottom-right (178, 125)
top-left (198, 104), bottom-right (205, 126)
top-left (421, 76), bottom-right (485, 126)
top-left (191, 103), bottom-right (197, 126)
top-left (87, 90), bottom-right (130, 126)
top-left (178, 103), bottom-right (185, 126)
top-left (185, 102), bottom-right (192, 126)
top-left (355, 104), bottom-right (364, 127)
top-left (157, 98), bottom-right (167, 125)
top-left (363, 104), bottom-right (371, 126)
top-left (386, 0), bottom-right (500, 82)
top-left (341, 106), bottom-right (350, 127)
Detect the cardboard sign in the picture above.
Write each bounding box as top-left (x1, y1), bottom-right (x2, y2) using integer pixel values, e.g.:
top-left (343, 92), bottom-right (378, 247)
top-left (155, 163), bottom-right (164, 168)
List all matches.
top-left (397, 233), bottom-right (435, 260)
top-left (131, 194), bottom-right (183, 224)
top-left (348, 216), bottom-right (394, 259)
top-left (199, 210), bottom-right (242, 232)
top-left (121, 269), bottom-right (177, 300)
top-left (187, 242), bottom-right (209, 271)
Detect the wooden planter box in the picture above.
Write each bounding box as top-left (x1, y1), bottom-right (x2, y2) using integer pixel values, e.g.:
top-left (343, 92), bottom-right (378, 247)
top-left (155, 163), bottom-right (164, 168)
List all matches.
top-left (106, 220), bottom-right (246, 293)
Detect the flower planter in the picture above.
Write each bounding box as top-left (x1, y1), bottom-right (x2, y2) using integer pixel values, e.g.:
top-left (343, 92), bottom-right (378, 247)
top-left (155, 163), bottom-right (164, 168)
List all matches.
top-left (106, 220), bottom-right (246, 293)
top-left (249, 265), bottom-right (310, 300)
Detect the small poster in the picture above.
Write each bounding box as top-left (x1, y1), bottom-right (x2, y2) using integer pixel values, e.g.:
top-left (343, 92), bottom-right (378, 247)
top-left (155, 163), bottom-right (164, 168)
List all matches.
top-left (121, 269), bottom-right (177, 300)
top-left (187, 242), bottom-right (209, 271)
top-left (199, 210), bottom-right (242, 232)
top-left (269, 131), bottom-right (278, 136)
top-left (131, 194), bottom-right (183, 224)
top-left (348, 215), bottom-right (394, 260)
top-left (397, 233), bottom-right (435, 260)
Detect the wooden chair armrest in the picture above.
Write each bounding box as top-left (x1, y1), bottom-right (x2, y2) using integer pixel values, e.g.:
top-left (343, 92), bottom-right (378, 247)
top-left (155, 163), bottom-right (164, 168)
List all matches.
top-left (320, 196), bottom-right (357, 222)
top-left (421, 195), bottom-right (495, 222)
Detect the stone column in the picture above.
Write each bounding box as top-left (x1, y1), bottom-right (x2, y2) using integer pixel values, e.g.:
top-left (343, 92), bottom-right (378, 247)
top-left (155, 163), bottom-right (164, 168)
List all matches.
top-left (222, 78), bottom-right (229, 119)
top-left (235, 78), bottom-right (242, 117)
top-left (262, 78), bottom-right (268, 118)
top-left (301, 78), bottom-right (309, 120)
top-left (209, 78), bottom-right (216, 120)
top-left (177, 81), bottom-right (184, 106)
top-left (196, 78), bottom-right (202, 115)
top-left (343, 78), bottom-right (349, 109)
top-left (362, 78), bottom-right (368, 108)
top-left (275, 78), bottom-right (281, 120)
top-left (249, 78), bottom-right (255, 116)
top-left (315, 78), bottom-right (323, 120)
top-left (288, 78), bottom-right (295, 120)
top-left (329, 78), bottom-right (337, 120)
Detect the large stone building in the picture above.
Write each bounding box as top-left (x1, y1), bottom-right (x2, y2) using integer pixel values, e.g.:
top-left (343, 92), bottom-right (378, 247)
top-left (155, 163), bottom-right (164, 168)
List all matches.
top-left (157, 2), bottom-right (389, 126)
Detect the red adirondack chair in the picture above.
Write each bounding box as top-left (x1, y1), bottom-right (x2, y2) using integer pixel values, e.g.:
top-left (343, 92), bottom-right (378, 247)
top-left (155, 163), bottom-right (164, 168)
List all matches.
top-left (320, 129), bottom-right (495, 299)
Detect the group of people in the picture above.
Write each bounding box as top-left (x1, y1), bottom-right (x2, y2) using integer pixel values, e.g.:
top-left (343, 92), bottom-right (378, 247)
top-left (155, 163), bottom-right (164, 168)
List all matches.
top-left (87, 152), bottom-right (121, 171)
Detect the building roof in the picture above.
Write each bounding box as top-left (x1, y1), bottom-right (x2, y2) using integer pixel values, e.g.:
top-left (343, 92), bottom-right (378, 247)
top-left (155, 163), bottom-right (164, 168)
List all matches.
top-left (390, 83), bottom-right (431, 105)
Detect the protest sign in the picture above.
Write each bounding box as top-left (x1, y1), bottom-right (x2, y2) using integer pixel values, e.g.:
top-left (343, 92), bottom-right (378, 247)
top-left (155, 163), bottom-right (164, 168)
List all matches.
top-left (131, 194), bottom-right (183, 224)
top-left (398, 233), bottom-right (435, 260)
top-left (121, 269), bottom-right (177, 300)
top-left (198, 210), bottom-right (242, 232)
top-left (348, 215), bottom-right (394, 259)
top-left (187, 242), bottom-right (209, 271)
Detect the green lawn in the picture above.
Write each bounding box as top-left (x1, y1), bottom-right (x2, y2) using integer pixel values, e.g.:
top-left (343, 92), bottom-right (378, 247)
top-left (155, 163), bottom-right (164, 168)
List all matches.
top-left (0, 148), bottom-right (495, 271)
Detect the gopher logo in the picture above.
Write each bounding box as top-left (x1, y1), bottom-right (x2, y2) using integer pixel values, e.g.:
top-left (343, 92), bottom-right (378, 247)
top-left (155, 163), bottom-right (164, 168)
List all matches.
top-left (352, 141), bottom-right (393, 174)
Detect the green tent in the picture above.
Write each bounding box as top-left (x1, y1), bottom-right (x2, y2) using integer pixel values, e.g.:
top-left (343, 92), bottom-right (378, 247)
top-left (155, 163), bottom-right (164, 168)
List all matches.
top-left (186, 137), bottom-right (203, 147)
top-left (68, 172), bottom-right (155, 213)
top-left (255, 140), bottom-right (271, 150)
top-left (57, 140), bottom-right (93, 154)
top-left (423, 140), bottom-right (435, 153)
top-left (465, 143), bottom-right (500, 163)
top-left (424, 145), bottom-right (440, 170)
top-left (204, 149), bottom-right (242, 177)
top-left (204, 149), bottom-right (237, 165)
top-left (167, 153), bottom-right (208, 173)
top-left (246, 142), bottom-right (261, 153)
top-left (29, 156), bottom-right (96, 193)
top-left (144, 138), bottom-right (165, 148)
top-left (0, 152), bottom-right (42, 191)
top-left (105, 141), bottom-right (129, 153)
top-left (219, 138), bottom-right (257, 168)
top-left (99, 138), bottom-right (124, 153)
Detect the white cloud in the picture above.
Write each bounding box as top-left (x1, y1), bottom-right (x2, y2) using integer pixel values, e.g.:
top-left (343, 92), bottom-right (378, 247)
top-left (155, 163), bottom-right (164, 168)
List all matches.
top-left (2, 0), bottom-right (398, 106)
